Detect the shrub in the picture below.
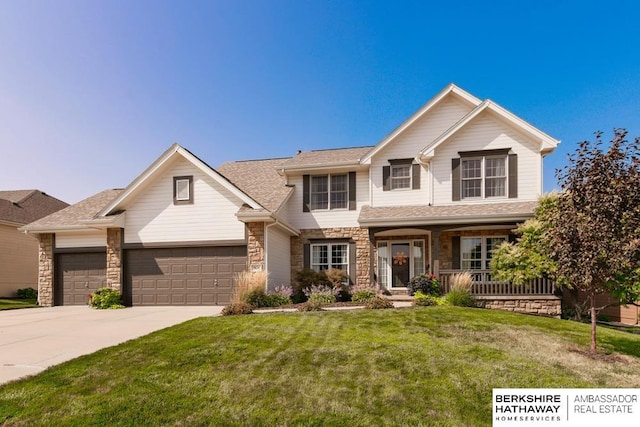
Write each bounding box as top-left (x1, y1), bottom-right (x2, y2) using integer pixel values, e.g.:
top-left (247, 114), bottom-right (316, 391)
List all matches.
top-left (407, 274), bottom-right (440, 296)
top-left (325, 268), bottom-right (351, 301)
top-left (89, 287), bottom-right (124, 309)
top-left (304, 285), bottom-right (336, 306)
top-left (221, 302), bottom-right (253, 316)
top-left (233, 270), bottom-right (269, 304)
top-left (444, 271), bottom-right (475, 307)
top-left (16, 287), bottom-right (37, 300)
top-left (351, 283), bottom-right (380, 303)
top-left (364, 296), bottom-right (394, 310)
top-left (444, 290), bottom-right (475, 307)
top-left (243, 289), bottom-right (270, 308)
top-left (413, 290), bottom-right (443, 307)
top-left (293, 269), bottom-right (331, 302)
top-left (265, 293), bottom-right (291, 307)
top-left (297, 299), bottom-right (325, 312)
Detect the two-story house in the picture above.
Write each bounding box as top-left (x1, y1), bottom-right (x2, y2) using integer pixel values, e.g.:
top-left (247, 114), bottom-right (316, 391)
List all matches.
top-left (23, 84), bottom-right (562, 316)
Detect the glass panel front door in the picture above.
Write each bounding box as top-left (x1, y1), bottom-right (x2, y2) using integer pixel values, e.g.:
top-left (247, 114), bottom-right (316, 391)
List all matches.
top-left (391, 243), bottom-right (411, 288)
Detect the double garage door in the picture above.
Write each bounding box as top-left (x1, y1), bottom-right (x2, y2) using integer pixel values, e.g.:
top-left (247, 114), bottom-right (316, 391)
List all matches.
top-left (56, 246), bottom-right (246, 306)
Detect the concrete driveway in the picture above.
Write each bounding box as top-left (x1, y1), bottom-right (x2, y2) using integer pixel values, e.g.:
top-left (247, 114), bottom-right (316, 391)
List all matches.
top-left (0, 305), bottom-right (223, 385)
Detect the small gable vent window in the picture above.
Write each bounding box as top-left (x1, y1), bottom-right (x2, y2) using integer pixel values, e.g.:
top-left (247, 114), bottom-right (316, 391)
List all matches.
top-left (173, 176), bottom-right (193, 205)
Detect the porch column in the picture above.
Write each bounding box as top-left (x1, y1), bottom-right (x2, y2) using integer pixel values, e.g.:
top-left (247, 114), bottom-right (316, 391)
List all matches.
top-left (37, 233), bottom-right (55, 307)
top-left (246, 222), bottom-right (265, 271)
top-left (432, 230), bottom-right (440, 277)
top-left (106, 228), bottom-right (123, 292)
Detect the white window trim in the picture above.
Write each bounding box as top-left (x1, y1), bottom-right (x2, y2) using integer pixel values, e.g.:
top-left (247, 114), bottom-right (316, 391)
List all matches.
top-left (310, 174), bottom-right (349, 211)
top-left (461, 155), bottom-right (508, 200)
top-left (390, 164), bottom-right (411, 190)
top-left (460, 235), bottom-right (507, 270)
top-left (310, 243), bottom-right (349, 272)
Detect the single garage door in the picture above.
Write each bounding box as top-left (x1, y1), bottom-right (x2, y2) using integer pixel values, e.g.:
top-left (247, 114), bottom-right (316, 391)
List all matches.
top-left (125, 246), bottom-right (247, 305)
top-left (56, 252), bottom-right (107, 306)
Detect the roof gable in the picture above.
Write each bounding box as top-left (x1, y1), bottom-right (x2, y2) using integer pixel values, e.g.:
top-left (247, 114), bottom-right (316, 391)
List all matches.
top-left (419, 100), bottom-right (560, 161)
top-left (360, 83), bottom-right (482, 164)
top-left (98, 144), bottom-right (262, 216)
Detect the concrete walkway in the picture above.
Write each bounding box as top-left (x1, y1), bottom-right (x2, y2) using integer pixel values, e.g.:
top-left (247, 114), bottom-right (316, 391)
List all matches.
top-left (0, 306), bottom-right (222, 385)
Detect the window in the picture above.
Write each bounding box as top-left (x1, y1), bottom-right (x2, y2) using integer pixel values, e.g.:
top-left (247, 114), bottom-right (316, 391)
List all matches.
top-left (311, 243), bottom-right (348, 271)
top-left (461, 236), bottom-right (506, 269)
top-left (383, 160), bottom-right (420, 191)
top-left (173, 176), bottom-right (193, 205)
top-left (310, 174), bottom-right (347, 210)
top-left (461, 156), bottom-right (506, 199)
top-left (390, 165), bottom-right (411, 189)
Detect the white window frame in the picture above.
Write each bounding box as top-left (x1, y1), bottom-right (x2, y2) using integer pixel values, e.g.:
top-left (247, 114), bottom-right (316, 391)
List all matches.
top-left (461, 236), bottom-right (507, 270)
top-left (461, 155), bottom-right (507, 199)
top-left (310, 174), bottom-right (348, 210)
top-left (390, 164), bottom-right (411, 190)
top-left (310, 243), bottom-right (349, 272)
top-left (173, 175), bottom-right (193, 205)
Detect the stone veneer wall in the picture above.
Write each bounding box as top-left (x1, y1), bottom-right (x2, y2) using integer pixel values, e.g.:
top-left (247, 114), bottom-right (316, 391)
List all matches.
top-left (106, 228), bottom-right (123, 292)
top-left (291, 227), bottom-right (371, 287)
top-left (475, 296), bottom-right (561, 318)
top-left (246, 222), bottom-right (265, 270)
top-left (37, 233), bottom-right (54, 307)
top-left (439, 228), bottom-right (513, 269)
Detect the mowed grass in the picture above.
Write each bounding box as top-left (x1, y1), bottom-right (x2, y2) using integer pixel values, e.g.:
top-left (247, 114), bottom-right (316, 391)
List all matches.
top-left (1, 307), bottom-right (640, 426)
top-left (0, 299), bottom-right (37, 310)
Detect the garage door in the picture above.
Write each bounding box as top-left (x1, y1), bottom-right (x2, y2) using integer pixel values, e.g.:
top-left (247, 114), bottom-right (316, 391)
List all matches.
top-left (125, 246), bottom-right (247, 305)
top-left (56, 252), bottom-right (107, 306)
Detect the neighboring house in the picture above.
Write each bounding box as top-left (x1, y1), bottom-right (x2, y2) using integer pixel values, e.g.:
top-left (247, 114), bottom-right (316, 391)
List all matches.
top-left (23, 83), bottom-right (564, 316)
top-left (0, 190), bottom-right (68, 297)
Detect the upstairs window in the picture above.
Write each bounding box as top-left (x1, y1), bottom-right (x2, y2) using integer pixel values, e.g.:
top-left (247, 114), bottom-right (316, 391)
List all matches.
top-left (453, 149), bottom-right (516, 201)
top-left (461, 156), bottom-right (506, 198)
top-left (173, 176), bottom-right (193, 205)
top-left (303, 172), bottom-right (356, 212)
top-left (310, 174), bottom-right (347, 210)
top-left (390, 165), bottom-right (411, 190)
top-left (383, 159), bottom-right (420, 191)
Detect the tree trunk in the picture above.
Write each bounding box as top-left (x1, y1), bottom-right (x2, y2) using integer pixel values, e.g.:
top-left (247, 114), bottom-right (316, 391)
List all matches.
top-left (590, 290), bottom-right (597, 354)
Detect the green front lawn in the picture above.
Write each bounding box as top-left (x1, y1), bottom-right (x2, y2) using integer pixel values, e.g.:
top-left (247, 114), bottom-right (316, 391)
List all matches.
top-left (1, 307), bottom-right (639, 426)
top-left (0, 299), bottom-right (37, 310)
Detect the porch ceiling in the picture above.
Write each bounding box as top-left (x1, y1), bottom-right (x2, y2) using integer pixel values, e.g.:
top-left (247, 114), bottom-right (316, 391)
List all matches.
top-left (358, 201), bottom-right (538, 227)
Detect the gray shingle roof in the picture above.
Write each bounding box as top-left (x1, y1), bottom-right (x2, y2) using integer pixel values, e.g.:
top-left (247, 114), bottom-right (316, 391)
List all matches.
top-left (280, 146), bottom-right (373, 170)
top-left (0, 190), bottom-right (69, 225)
top-left (217, 158), bottom-right (293, 212)
top-left (22, 189), bottom-right (123, 231)
top-left (359, 201), bottom-right (538, 225)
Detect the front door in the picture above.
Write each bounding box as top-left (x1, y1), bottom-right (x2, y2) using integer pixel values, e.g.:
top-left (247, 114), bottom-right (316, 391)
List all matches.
top-left (391, 243), bottom-right (411, 288)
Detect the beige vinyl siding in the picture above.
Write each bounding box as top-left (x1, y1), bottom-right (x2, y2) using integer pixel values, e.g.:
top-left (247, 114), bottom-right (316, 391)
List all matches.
top-left (371, 97), bottom-right (473, 207)
top-left (431, 111), bottom-right (541, 205)
top-left (286, 170), bottom-right (368, 229)
top-left (55, 231), bottom-right (107, 248)
top-left (0, 224), bottom-right (38, 297)
top-left (266, 226), bottom-right (291, 289)
top-left (124, 157), bottom-right (246, 244)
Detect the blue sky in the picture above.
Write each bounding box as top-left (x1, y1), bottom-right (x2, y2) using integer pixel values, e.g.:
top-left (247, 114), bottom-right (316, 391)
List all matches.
top-left (1, 0), bottom-right (638, 204)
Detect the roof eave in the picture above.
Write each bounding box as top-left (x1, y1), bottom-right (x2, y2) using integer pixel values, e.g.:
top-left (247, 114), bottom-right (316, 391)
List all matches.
top-left (280, 161), bottom-right (367, 174)
top-left (358, 212), bottom-right (534, 228)
top-left (19, 224), bottom-right (94, 234)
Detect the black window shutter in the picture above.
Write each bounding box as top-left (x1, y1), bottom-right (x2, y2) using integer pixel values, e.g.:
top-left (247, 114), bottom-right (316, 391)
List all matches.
top-left (452, 236), bottom-right (461, 269)
top-left (303, 244), bottom-right (310, 269)
top-left (412, 163), bottom-right (421, 189)
top-left (452, 159), bottom-right (461, 201)
top-left (382, 166), bottom-right (390, 191)
top-left (348, 171), bottom-right (356, 210)
top-left (349, 242), bottom-right (356, 286)
top-left (303, 175), bottom-right (310, 212)
top-left (508, 154), bottom-right (518, 199)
